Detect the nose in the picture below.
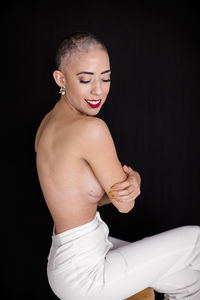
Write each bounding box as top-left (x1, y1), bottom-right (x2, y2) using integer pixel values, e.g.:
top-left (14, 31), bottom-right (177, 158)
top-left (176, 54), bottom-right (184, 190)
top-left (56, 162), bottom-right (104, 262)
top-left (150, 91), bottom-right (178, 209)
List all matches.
top-left (91, 79), bottom-right (102, 96)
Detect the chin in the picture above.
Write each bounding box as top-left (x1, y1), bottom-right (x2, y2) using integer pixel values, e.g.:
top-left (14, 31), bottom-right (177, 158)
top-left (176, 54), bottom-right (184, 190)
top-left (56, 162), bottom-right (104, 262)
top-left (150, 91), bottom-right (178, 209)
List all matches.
top-left (86, 111), bottom-right (100, 117)
top-left (85, 107), bottom-right (102, 116)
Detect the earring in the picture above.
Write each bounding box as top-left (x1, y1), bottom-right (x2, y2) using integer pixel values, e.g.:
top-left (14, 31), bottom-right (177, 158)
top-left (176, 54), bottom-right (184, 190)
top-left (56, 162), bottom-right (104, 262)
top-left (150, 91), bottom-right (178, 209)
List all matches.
top-left (59, 86), bottom-right (66, 95)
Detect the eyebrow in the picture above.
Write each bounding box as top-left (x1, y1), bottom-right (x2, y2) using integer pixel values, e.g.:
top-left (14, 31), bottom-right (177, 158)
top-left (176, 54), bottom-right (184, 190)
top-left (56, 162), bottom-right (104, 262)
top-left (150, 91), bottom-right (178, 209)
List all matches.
top-left (76, 69), bottom-right (111, 76)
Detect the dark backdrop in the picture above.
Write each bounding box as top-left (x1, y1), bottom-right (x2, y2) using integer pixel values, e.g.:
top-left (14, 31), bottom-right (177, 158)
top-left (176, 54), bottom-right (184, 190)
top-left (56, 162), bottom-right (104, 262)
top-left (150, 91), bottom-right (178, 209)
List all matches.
top-left (2, 2), bottom-right (200, 299)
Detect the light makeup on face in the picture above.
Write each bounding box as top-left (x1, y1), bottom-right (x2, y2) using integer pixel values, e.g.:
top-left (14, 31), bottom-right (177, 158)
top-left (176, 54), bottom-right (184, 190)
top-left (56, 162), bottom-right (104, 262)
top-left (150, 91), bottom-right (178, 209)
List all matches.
top-left (76, 70), bottom-right (111, 84)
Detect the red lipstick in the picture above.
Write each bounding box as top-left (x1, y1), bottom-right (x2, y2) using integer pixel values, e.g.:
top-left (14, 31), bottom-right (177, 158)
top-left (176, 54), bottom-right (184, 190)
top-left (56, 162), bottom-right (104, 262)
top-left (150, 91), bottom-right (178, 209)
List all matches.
top-left (85, 99), bottom-right (102, 108)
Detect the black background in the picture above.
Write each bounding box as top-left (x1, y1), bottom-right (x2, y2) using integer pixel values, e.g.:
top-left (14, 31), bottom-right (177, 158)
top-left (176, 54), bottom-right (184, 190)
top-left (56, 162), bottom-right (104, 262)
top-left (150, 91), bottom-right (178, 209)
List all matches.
top-left (2, 1), bottom-right (200, 299)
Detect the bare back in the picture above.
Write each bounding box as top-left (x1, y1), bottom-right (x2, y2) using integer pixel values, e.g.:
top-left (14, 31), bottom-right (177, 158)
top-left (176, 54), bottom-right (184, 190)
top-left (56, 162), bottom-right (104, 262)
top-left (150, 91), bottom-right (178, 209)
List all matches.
top-left (35, 100), bottom-right (105, 234)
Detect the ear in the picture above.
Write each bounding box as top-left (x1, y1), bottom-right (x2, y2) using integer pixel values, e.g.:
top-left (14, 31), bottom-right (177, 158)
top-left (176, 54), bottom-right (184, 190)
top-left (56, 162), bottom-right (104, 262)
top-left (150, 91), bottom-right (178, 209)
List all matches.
top-left (53, 70), bottom-right (66, 88)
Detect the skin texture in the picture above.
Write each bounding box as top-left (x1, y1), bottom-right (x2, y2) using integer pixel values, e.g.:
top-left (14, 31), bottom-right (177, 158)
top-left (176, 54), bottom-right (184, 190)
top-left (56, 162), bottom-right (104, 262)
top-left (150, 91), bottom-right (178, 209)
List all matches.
top-left (35, 46), bottom-right (141, 234)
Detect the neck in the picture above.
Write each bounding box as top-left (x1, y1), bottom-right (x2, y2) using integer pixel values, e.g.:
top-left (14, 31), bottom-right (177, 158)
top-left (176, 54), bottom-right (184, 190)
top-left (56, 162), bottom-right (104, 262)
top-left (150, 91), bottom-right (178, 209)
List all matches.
top-left (58, 96), bottom-right (85, 117)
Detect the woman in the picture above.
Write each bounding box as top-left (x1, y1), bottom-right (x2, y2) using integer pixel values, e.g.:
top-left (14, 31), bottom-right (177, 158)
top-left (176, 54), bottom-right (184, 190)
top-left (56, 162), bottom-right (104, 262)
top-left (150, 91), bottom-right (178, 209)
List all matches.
top-left (35, 32), bottom-right (200, 300)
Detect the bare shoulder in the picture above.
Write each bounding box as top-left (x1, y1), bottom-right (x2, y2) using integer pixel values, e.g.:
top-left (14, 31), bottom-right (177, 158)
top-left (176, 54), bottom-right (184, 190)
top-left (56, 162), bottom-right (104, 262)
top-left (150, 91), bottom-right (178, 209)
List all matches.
top-left (77, 116), bottom-right (115, 158)
top-left (78, 116), bottom-right (111, 139)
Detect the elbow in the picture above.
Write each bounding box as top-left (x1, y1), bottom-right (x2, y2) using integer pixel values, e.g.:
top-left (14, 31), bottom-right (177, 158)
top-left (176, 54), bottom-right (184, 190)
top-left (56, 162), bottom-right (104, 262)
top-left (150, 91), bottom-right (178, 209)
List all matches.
top-left (118, 209), bottom-right (130, 214)
top-left (118, 207), bottom-right (132, 214)
top-left (117, 201), bottom-right (135, 214)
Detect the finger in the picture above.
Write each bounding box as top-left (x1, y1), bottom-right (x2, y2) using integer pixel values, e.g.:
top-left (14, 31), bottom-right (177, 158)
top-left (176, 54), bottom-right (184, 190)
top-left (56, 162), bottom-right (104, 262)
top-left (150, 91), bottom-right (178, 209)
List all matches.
top-left (115, 185), bottom-right (137, 197)
top-left (123, 165), bottom-right (135, 175)
top-left (110, 168), bottom-right (136, 191)
top-left (110, 177), bottom-right (139, 194)
top-left (119, 185), bottom-right (141, 199)
top-left (122, 190), bottom-right (141, 202)
top-left (109, 185), bottom-right (132, 197)
top-left (123, 165), bottom-right (130, 172)
top-left (123, 164), bottom-right (134, 171)
top-left (116, 189), bottom-right (140, 203)
top-left (123, 188), bottom-right (139, 198)
top-left (110, 180), bottom-right (130, 191)
top-left (115, 197), bottom-right (136, 204)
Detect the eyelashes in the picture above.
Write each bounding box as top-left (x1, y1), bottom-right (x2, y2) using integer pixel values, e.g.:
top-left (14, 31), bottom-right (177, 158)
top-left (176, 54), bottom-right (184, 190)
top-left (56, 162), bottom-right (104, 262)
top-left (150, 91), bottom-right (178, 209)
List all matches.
top-left (80, 80), bottom-right (90, 84)
top-left (80, 79), bottom-right (111, 84)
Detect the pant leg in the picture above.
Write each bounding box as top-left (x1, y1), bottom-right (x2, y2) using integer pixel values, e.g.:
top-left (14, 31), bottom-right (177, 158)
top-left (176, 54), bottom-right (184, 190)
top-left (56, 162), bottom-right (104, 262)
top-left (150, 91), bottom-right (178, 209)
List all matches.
top-left (108, 236), bottom-right (130, 250)
top-left (108, 236), bottom-right (154, 300)
top-left (47, 211), bottom-right (200, 300)
top-left (104, 225), bottom-right (200, 300)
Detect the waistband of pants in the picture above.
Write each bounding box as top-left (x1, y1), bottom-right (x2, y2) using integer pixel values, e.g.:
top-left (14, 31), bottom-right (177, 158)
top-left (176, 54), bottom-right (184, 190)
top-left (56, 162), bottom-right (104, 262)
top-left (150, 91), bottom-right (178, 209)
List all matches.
top-left (51, 210), bottom-right (104, 246)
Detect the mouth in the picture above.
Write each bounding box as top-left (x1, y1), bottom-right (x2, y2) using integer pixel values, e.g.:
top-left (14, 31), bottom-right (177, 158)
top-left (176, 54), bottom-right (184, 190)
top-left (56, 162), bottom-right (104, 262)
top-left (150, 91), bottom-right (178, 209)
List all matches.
top-left (85, 99), bottom-right (102, 108)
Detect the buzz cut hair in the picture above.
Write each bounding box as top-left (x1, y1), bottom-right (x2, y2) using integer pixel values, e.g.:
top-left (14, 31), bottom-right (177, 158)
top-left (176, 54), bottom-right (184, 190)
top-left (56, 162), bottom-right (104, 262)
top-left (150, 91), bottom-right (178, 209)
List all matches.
top-left (55, 31), bottom-right (108, 70)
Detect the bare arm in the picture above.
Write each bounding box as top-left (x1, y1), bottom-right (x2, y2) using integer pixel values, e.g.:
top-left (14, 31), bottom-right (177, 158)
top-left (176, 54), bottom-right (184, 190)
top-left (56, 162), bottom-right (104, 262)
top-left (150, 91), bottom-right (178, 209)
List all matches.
top-left (98, 167), bottom-right (141, 206)
top-left (80, 117), bottom-right (134, 213)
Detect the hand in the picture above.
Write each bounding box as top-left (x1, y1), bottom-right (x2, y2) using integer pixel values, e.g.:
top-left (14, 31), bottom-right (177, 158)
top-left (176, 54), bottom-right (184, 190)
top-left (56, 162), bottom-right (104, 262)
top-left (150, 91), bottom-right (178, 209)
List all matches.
top-left (108, 165), bottom-right (141, 203)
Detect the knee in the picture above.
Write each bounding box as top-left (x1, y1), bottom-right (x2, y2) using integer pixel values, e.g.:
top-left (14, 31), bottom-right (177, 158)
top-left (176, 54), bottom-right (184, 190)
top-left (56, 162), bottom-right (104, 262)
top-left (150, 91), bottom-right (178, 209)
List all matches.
top-left (183, 225), bottom-right (200, 248)
top-left (171, 225), bottom-right (200, 247)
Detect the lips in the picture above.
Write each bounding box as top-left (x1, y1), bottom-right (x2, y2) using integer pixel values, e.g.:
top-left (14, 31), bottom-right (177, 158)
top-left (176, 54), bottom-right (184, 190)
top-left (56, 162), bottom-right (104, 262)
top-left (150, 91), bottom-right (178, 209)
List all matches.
top-left (85, 99), bottom-right (102, 108)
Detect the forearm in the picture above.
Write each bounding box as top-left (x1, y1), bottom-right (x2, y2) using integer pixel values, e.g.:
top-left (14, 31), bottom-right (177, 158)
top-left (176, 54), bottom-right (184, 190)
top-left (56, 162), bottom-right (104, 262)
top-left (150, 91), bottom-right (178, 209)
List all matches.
top-left (111, 199), bottom-right (135, 213)
top-left (98, 169), bottom-right (141, 211)
top-left (97, 192), bottom-right (135, 213)
top-left (109, 169), bottom-right (140, 213)
top-left (97, 193), bottom-right (112, 207)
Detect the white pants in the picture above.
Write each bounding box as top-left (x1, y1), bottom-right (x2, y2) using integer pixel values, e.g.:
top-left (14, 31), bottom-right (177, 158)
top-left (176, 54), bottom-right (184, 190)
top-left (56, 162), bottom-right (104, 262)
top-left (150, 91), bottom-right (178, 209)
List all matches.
top-left (47, 211), bottom-right (200, 300)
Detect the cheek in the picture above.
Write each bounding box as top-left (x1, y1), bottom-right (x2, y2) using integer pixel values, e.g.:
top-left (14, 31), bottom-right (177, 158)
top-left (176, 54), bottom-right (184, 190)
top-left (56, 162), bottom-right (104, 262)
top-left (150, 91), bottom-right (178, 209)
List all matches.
top-left (70, 83), bottom-right (88, 99)
top-left (76, 86), bottom-right (90, 99)
top-left (104, 84), bottom-right (110, 95)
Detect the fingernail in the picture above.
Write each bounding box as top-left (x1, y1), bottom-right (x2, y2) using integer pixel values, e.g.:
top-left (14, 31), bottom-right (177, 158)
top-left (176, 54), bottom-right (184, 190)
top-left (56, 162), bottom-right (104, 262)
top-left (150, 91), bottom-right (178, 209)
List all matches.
top-left (111, 185), bottom-right (117, 189)
top-left (108, 192), bottom-right (113, 196)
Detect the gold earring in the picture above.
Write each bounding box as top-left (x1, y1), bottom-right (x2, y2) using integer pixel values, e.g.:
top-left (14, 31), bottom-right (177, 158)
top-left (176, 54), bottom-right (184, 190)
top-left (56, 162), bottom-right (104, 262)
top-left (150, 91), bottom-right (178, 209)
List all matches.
top-left (59, 87), bottom-right (66, 95)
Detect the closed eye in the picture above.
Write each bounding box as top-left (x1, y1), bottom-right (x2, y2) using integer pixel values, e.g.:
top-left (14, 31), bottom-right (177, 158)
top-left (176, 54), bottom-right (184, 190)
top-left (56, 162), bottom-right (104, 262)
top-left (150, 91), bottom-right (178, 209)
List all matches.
top-left (80, 79), bottom-right (111, 84)
top-left (80, 80), bottom-right (91, 84)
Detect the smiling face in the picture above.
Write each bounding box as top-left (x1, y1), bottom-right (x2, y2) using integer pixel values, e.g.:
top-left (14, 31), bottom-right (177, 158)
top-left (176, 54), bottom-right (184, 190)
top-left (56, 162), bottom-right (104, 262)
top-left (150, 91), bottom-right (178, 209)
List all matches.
top-left (53, 46), bottom-right (111, 116)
